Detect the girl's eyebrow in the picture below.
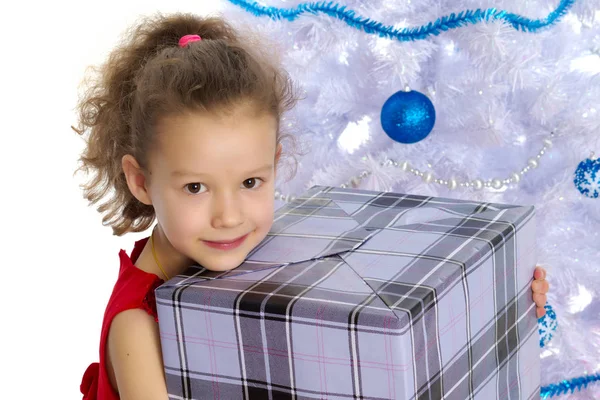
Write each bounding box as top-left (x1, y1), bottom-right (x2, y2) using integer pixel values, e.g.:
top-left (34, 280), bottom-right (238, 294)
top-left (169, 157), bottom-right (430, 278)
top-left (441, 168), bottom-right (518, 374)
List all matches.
top-left (171, 164), bottom-right (273, 177)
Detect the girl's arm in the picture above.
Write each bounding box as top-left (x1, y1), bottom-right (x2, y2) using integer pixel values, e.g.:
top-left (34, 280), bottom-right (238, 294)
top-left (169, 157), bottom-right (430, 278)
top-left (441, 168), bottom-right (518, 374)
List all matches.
top-left (108, 309), bottom-right (169, 400)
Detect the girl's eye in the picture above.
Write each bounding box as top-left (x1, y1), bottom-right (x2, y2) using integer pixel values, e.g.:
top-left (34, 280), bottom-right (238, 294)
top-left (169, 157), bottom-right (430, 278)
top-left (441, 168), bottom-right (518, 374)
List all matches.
top-left (184, 183), bottom-right (205, 194)
top-left (242, 178), bottom-right (263, 189)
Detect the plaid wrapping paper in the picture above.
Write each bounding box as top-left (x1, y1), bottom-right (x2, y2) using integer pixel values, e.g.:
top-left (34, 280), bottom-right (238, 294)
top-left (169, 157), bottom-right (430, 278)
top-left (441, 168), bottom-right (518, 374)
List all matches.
top-left (156, 185), bottom-right (540, 400)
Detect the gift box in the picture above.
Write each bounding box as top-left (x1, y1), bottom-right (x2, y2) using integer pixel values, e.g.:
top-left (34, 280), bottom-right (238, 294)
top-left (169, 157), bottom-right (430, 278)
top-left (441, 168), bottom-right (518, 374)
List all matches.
top-left (156, 185), bottom-right (540, 400)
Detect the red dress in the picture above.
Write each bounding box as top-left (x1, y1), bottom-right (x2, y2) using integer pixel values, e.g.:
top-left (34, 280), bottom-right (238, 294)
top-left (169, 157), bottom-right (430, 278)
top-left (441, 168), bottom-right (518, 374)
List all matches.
top-left (80, 237), bottom-right (164, 400)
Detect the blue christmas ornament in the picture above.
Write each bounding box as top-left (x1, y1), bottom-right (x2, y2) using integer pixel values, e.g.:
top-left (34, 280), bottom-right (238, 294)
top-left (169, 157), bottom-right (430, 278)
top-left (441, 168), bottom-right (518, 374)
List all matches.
top-left (538, 303), bottom-right (558, 348)
top-left (574, 154), bottom-right (600, 198)
top-left (380, 88), bottom-right (436, 144)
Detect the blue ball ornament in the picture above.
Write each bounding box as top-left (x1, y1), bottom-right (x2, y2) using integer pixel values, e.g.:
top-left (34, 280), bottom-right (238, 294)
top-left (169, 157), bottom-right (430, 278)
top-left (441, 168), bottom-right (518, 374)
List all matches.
top-left (380, 89), bottom-right (436, 144)
top-left (574, 155), bottom-right (600, 198)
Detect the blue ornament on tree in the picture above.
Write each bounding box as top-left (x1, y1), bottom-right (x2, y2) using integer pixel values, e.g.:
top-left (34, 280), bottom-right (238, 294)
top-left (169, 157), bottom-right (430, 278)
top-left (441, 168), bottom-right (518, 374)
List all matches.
top-left (380, 87), bottom-right (436, 144)
top-left (538, 303), bottom-right (558, 348)
top-left (574, 153), bottom-right (600, 198)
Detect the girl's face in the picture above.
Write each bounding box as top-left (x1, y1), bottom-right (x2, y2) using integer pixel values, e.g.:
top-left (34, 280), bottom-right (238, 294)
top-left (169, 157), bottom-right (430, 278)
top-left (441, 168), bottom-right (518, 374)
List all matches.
top-left (145, 104), bottom-right (281, 272)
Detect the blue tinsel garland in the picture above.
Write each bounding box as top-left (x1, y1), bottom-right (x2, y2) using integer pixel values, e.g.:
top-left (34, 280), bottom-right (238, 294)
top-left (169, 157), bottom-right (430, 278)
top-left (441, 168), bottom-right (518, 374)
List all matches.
top-left (541, 373), bottom-right (600, 398)
top-left (225, 0), bottom-right (575, 42)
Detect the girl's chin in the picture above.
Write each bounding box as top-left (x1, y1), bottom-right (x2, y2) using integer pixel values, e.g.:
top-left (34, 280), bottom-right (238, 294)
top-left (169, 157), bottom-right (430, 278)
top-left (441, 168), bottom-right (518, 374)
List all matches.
top-left (194, 247), bottom-right (253, 272)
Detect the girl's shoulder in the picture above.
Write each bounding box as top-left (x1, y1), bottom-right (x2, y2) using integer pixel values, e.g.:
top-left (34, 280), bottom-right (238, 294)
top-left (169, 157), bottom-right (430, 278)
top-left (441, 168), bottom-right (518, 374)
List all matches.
top-left (110, 237), bottom-right (164, 321)
top-left (80, 238), bottom-right (164, 400)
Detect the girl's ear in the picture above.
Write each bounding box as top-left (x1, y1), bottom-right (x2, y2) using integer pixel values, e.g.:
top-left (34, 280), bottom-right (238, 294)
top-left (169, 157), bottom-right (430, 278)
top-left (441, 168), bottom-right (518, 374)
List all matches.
top-left (122, 155), bottom-right (153, 206)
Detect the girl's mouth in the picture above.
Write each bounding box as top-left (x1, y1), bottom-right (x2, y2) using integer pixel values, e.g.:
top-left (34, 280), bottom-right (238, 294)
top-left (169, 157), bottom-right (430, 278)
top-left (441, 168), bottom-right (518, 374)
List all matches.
top-left (202, 233), bottom-right (249, 250)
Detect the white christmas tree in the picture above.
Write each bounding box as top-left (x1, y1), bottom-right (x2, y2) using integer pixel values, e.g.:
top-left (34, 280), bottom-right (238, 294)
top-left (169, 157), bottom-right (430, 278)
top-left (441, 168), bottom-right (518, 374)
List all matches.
top-left (221, 0), bottom-right (600, 398)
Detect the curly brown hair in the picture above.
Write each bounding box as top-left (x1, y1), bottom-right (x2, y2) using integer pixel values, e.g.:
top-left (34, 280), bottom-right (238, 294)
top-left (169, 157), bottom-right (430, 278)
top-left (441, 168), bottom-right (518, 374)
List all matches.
top-left (73, 12), bottom-right (302, 236)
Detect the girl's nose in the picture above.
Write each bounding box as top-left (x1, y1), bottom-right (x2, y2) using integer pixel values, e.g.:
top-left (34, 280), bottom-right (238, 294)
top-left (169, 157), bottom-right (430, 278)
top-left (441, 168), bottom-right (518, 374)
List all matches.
top-left (211, 191), bottom-right (244, 229)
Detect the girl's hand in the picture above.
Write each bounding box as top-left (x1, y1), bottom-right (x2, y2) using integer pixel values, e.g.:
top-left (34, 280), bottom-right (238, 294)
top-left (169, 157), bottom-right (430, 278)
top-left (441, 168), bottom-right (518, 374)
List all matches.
top-left (532, 266), bottom-right (549, 318)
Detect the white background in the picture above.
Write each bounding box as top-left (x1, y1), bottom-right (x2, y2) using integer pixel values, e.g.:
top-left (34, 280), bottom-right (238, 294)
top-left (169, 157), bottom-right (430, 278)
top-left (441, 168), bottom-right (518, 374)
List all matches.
top-left (0, 1), bottom-right (226, 398)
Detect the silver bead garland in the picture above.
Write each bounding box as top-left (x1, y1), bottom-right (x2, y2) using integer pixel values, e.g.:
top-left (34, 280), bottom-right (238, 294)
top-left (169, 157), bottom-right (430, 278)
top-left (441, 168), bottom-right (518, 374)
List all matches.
top-left (275, 133), bottom-right (554, 202)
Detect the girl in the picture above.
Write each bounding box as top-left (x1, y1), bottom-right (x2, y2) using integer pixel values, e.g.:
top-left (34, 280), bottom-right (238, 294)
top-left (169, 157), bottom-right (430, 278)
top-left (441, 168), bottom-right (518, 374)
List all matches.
top-left (74, 12), bottom-right (550, 400)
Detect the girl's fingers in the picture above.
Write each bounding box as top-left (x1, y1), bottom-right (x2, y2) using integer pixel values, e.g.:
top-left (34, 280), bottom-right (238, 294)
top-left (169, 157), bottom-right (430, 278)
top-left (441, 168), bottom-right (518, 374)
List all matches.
top-left (533, 292), bottom-right (547, 308)
top-left (537, 306), bottom-right (546, 319)
top-left (534, 266), bottom-right (546, 280)
top-left (533, 266), bottom-right (548, 319)
top-left (532, 279), bottom-right (550, 294)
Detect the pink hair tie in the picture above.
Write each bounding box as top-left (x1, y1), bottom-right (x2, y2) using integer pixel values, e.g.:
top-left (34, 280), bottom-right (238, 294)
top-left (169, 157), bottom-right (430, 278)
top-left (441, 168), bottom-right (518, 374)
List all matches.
top-left (179, 34), bottom-right (202, 47)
